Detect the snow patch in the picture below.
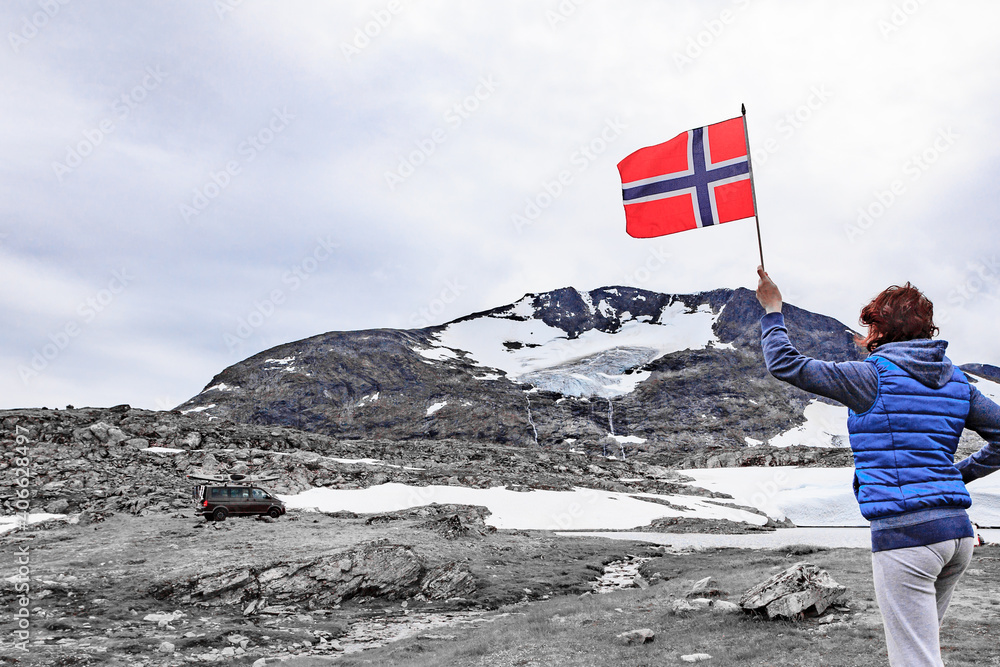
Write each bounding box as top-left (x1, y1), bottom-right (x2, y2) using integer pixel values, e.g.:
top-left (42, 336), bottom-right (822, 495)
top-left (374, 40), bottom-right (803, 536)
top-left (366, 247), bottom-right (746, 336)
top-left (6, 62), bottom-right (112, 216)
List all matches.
top-left (474, 373), bottom-right (502, 381)
top-left (330, 458), bottom-right (424, 471)
top-left (609, 435), bottom-right (646, 444)
top-left (357, 392), bottom-right (380, 406)
top-left (180, 404), bottom-right (216, 414)
top-left (509, 297), bottom-right (537, 319)
top-left (970, 375), bottom-right (1000, 403)
top-left (142, 447), bottom-right (185, 454)
top-left (265, 357), bottom-right (295, 365)
top-left (767, 400), bottom-right (849, 448)
top-left (744, 436), bottom-right (764, 447)
top-left (206, 383), bottom-right (236, 392)
top-left (426, 402), bottom-right (447, 416)
top-left (413, 347), bottom-right (458, 362)
top-left (0, 513), bottom-right (68, 535)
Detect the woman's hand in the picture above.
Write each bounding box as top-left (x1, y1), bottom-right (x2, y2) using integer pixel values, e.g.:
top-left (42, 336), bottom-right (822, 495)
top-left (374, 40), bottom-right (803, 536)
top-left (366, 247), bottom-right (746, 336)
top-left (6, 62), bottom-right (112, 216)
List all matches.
top-left (756, 266), bottom-right (783, 314)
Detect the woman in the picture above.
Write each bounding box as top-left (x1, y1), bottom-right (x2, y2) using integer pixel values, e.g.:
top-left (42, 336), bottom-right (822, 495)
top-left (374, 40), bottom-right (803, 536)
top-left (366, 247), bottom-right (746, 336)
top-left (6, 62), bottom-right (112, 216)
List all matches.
top-left (755, 266), bottom-right (1000, 667)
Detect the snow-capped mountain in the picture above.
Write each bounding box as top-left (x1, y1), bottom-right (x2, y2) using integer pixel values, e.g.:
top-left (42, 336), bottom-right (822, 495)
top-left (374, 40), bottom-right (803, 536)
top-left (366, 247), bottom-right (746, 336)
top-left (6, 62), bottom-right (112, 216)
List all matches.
top-left (175, 285), bottom-right (997, 458)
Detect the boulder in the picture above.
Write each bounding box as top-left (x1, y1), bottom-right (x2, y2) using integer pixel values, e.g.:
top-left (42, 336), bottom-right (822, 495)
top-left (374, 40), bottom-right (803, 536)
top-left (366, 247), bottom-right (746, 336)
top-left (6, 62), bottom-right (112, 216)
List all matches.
top-left (89, 421), bottom-right (128, 445)
top-left (710, 600), bottom-right (741, 614)
top-left (45, 499), bottom-right (70, 514)
top-left (615, 628), bottom-right (654, 645)
top-left (686, 576), bottom-right (726, 598)
top-left (739, 562), bottom-right (848, 619)
top-left (681, 654), bottom-right (712, 663)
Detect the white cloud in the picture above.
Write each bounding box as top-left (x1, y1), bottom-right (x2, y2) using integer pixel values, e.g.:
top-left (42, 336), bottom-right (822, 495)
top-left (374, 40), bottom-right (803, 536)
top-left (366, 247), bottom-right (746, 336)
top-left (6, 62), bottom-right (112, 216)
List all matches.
top-left (2, 1), bottom-right (1000, 407)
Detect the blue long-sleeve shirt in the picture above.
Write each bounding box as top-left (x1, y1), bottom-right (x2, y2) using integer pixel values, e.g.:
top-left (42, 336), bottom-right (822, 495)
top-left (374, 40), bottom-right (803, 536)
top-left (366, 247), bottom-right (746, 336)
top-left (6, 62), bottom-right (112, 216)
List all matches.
top-left (760, 311), bottom-right (1000, 484)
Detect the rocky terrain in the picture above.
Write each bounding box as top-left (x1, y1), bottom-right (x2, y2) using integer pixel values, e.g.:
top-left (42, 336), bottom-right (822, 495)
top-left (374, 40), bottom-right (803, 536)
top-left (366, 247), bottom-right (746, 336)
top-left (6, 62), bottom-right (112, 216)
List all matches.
top-left (0, 402), bottom-right (854, 665)
top-left (0, 405), bottom-right (753, 521)
top-left (0, 403), bottom-right (783, 666)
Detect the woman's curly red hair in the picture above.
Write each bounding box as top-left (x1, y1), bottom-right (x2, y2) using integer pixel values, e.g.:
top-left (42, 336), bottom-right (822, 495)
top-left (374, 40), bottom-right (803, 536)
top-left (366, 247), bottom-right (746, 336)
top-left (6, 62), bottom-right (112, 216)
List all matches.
top-left (857, 282), bottom-right (938, 352)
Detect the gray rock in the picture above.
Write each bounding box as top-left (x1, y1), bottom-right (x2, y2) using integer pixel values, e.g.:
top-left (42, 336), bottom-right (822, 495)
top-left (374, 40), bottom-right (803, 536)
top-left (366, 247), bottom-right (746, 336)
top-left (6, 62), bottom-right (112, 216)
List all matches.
top-left (88, 421), bottom-right (111, 442)
top-left (669, 599), bottom-right (695, 614)
top-left (46, 498), bottom-right (70, 514)
top-left (420, 562), bottom-right (478, 600)
top-left (686, 575), bottom-right (726, 598)
top-left (89, 421), bottom-right (128, 445)
top-left (681, 654), bottom-right (712, 663)
top-left (158, 641), bottom-right (175, 653)
top-left (710, 600), bottom-right (741, 614)
top-left (615, 628), bottom-right (654, 645)
top-left (739, 562), bottom-right (848, 619)
top-left (689, 576), bottom-right (715, 593)
top-left (106, 427), bottom-right (128, 445)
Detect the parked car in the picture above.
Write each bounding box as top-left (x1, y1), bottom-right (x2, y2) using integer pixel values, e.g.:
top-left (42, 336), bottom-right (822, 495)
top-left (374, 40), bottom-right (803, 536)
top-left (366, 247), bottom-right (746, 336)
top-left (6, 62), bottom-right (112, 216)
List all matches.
top-left (193, 483), bottom-right (286, 521)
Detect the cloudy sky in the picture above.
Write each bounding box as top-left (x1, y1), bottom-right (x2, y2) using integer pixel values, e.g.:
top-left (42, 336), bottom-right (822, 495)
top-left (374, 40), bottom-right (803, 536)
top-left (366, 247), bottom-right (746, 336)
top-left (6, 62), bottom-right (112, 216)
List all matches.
top-left (3, 0), bottom-right (1000, 410)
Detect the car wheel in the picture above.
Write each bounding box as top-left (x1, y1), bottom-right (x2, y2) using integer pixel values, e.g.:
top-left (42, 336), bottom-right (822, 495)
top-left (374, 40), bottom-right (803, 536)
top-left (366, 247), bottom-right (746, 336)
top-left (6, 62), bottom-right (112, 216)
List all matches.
top-left (267, 507), bottom-right (281, 519)
top-left (212, 507), bottom-right (228, 522)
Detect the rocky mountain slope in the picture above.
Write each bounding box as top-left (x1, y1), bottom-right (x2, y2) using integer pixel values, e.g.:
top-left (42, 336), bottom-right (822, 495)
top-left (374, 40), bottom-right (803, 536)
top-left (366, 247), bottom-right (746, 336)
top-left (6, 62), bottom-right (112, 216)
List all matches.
top-left (175, 286), bottom-right (867, 457)
top-left (1, 405), bottom-right (854, 523)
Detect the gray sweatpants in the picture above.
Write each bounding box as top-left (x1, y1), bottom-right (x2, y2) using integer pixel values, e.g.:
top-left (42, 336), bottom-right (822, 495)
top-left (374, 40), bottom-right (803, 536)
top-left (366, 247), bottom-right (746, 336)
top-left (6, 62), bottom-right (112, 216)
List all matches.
top-left (871, 538), bottom-right (975, 667)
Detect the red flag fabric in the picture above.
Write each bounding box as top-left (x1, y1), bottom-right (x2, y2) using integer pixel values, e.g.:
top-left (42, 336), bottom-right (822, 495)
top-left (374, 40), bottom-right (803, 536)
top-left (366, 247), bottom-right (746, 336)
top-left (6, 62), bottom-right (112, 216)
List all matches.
top-left (618, 116), bottom-right (755, 238)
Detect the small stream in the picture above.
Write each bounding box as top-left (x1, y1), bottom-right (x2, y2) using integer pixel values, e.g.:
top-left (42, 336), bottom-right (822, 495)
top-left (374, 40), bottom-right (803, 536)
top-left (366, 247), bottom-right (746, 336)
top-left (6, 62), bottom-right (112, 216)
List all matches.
top-left (591, 554), bottom-right (652, 594)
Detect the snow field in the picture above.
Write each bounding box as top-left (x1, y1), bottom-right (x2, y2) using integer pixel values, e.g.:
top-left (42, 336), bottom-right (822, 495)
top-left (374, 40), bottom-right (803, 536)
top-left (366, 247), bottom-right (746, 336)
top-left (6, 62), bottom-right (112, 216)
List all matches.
top-left (970, 375), bottom-right (1000, 403)
top-left (767, 400), bottom-right (850, 448)
top-left (280, 482), bottom-right (768, 531)
top-left (681, 466), bottom-right (1000, 527)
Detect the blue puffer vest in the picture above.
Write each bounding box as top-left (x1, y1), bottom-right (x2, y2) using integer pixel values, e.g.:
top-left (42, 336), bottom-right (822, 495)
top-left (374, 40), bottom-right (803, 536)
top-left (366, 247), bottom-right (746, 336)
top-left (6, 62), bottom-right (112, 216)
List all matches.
top-left (847, 356), bottom-right (971, 520)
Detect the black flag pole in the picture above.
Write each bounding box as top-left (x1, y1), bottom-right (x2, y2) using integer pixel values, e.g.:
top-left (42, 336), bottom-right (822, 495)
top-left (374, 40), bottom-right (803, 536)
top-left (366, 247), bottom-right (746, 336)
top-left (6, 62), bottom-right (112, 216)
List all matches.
top-left (741, 103), bottom-right (765, 271)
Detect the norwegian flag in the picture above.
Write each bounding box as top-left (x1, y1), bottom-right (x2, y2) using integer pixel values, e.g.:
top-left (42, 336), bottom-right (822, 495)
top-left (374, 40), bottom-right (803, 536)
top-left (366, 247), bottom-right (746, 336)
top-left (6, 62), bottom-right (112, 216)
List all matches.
top-left (618, 116), bottom-right (756, 238)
